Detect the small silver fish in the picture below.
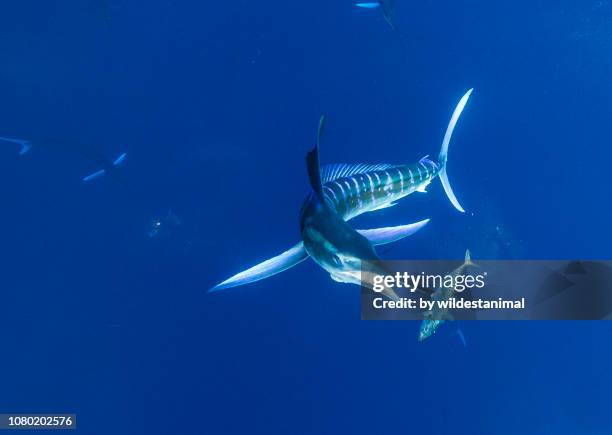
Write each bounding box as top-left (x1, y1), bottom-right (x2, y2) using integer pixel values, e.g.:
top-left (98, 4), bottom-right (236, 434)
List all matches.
top-left (418, 250), bottom-right (477, 342)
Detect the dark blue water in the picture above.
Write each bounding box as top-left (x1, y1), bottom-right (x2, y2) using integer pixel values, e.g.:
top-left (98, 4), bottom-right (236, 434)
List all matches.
top-left (0, 1), bottom-right (610, 434)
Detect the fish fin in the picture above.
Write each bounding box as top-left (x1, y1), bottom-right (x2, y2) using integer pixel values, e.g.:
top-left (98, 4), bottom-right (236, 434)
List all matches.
top-left (416, 185), bottom-right (428, 193)
top-left (330, 273), bottom-right (344, 283)
top-left (82, 169), bottom-right (106, 182)
top-left (370, 201), bottom-right (397, 211)
top-left (380, 0), bottom-right (395, 29)
top-left (464, 249), bottom-right (478, 268)
top-left (306, 116), bottom-right (326, 199)
top-left (438, 89), bottom-right (473, 213)
top-left (455, 329), bottom-right (467, 348)
top-left (19, 142), bottom-right (31, 155)
top-left (357, 219), bottom-right (430, 245)
top-left (321, 163), bottom-right (395, 183)
top-left (356, 0), bottom-right (394, 29)
top-left (0, 137), bottom-right (32, 155)
top-left (210, 242), bottom-right (309, 291)
top-left (113, 152), bottom-right (127, 166)
top-left (355, 2), bottom-right (380, 8)
top-left (317, 114), bottom-right (326, 148)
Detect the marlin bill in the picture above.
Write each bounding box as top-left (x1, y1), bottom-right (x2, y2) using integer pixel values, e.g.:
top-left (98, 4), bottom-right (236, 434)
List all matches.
top-left (211, 89), bottom-right (474, 297)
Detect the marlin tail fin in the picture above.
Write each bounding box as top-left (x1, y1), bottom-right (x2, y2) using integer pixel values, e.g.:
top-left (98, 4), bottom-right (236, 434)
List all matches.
top-left (0, 137), bottom-right (32, 155)
top-left (437, 89), bottom-right (473, 213)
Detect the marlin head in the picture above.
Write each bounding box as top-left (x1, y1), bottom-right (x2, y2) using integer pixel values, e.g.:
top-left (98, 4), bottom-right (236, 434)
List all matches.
top-left (300, 193), bottom-right (376, 281)
top-left (300, 123), bottom-right (401, 300)
top-left (300, 194), bottom-right (399, 300)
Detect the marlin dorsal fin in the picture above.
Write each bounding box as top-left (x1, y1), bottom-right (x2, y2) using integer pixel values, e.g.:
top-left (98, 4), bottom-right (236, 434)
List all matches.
top-left (306, 116), bottom-right (326, 198)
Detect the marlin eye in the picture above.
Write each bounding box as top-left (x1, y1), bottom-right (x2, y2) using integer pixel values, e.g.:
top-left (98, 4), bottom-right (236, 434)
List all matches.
top-left (331, 254), bottom-right (342, 267)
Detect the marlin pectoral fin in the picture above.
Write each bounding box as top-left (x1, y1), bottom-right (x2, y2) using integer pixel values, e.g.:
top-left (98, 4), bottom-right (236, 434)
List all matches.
top-left (357, 219), bottom-right (430, 245)
top-left (82, 169), bottom-right (106, 182)
top-left (210, 242), bottom-right (309, 292)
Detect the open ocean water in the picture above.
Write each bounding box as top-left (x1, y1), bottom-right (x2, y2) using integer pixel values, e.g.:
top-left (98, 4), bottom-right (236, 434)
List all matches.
top-left (0, 1), bottom-right (611, 434)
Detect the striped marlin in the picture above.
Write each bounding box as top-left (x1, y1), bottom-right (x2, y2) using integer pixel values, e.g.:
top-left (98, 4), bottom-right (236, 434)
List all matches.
top-left (211, 89), bottom-right (473, 293)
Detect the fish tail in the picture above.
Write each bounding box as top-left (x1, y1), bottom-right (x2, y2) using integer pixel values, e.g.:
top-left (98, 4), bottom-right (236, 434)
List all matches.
top-left (437, 89), bottom-right (473, 213)
top-left (0, 136), bottom-right (32, 155)
top-left (455, 329), bottom-right (467, 348)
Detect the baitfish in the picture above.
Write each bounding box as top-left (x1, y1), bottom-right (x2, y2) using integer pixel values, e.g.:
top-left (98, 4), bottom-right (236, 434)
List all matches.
top-left (0, 137), bottom-right (127, 183)
top-left (355, 0), bottom-right (396, 30)
top-left (418, 249), bottom-right (477, 342)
